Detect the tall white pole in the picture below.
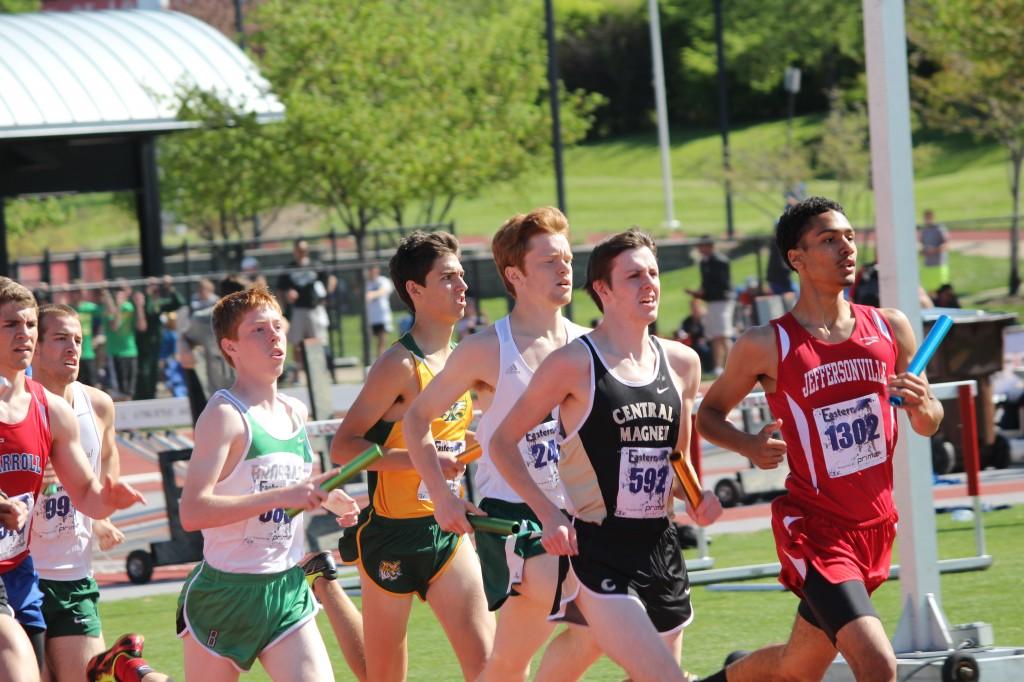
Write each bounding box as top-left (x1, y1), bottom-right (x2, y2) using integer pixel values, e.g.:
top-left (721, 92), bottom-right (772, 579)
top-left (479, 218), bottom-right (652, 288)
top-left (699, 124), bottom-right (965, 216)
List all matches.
top-left (862, 0), bottom-right (951, 653)
top-left (648, 0), bottom-right (679, 230)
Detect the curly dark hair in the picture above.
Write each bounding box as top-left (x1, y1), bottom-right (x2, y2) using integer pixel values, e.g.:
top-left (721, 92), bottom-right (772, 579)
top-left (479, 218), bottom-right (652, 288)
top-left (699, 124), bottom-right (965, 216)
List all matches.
top-left (775, 197), bottom-right (846, 271)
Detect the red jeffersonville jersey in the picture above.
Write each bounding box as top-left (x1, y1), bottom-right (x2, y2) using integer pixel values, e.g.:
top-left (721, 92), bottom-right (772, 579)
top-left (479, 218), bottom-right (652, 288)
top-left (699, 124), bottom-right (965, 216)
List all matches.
top-left (765, 304), bottom-right (899, 528)
top-left (0, 378), bottom-right (52, 572)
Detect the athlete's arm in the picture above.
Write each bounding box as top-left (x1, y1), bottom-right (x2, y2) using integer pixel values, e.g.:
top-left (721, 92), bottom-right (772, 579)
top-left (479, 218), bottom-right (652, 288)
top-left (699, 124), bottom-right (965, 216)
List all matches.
top-left (403, 332), bottom-right (496, 533)
top-left (178, 399), bottom-right (326, 531)
top-left (696, 326), bottom-right (787, 469)
top-left (47, 392), bottom-right (145, 520)
top-left (490, 343), bottom-right (589, 556)
top-left (86, 386), bottom-right (125, 550)
top-left (330, 345), bottom-right (419, 471)
top-left (881, 308), bottom-right (944, 437)
top-left (664, 341), bottom-right (722, 526)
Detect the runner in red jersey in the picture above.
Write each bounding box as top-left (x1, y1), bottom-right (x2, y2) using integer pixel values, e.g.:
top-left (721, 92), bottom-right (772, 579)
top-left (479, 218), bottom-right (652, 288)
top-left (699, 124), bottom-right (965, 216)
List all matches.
top-left (0, 278), bottom-right (144, 682)
top-left (696, 198), bottom-right (943, 682)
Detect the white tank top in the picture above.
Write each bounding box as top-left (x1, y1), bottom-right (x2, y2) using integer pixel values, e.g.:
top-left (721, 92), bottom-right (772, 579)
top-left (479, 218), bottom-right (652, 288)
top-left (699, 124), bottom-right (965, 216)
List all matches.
top-left (31, 382), bottom-right (102, 581)
top-left (474, 316), bottom-right (587, 506)
top-left (200, 390), bottom-right (314, 574)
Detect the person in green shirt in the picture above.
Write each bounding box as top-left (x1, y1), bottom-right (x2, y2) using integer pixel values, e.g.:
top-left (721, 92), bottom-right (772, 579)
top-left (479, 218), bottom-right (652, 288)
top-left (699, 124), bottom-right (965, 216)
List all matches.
top-left (70, 287), bottom-right (102, 387)
top-left (134, 276), bottom-right (185, 400)
top-left (102, 282), bottom-right (145, 399)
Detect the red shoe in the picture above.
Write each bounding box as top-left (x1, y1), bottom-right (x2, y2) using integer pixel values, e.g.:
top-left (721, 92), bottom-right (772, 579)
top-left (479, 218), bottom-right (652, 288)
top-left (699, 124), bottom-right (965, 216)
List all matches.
top-left (86, 633), bottom-right (145, 682)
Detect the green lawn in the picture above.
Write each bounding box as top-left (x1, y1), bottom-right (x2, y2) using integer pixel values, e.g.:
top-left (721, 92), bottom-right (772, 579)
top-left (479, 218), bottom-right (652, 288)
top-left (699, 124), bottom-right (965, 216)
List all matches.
top-left (9, 116), bottom-right (1020, 260)
top-left (98, 505), bottom-right (1024, 680)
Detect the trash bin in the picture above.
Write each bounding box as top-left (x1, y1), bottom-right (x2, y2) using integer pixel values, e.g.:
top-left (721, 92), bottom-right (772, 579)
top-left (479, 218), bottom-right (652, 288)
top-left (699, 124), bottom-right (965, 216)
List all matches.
top-left (923, 308), bottom-right (1017, 471)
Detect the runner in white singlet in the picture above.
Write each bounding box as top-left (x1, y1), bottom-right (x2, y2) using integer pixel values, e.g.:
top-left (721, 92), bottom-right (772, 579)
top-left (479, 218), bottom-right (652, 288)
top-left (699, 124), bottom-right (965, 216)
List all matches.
top-left (405, 207), bottom-right (602, 681)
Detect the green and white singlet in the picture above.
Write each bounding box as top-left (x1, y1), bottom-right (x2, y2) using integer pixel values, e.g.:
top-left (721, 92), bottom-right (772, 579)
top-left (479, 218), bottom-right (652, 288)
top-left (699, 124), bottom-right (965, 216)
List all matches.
top-left (201, 390), bottom-right (314, 574)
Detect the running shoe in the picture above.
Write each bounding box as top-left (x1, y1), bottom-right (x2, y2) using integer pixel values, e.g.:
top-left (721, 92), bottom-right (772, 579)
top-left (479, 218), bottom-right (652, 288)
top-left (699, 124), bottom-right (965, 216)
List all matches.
top-left (301, 550), bottom-right (338, 585)
top-left (86, 633), bottom-right (145, 682)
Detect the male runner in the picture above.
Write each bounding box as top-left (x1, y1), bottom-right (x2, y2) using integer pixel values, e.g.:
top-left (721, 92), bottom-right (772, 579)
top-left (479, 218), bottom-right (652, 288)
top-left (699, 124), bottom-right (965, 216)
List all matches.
top-left (332, 231), bottom-right (493, 682)
top-left (176, 285), bottom-right (356, 681)
top-left (489, 230), bottom-right (722, 682)
top-left (30, 304), bottom-right (126, 680)
top-left (405, 207), bottom-right (600, 681)
top-left (697, 197), bottom-right (943, 682)
top-left (0, 278), bottom-right (145, 682)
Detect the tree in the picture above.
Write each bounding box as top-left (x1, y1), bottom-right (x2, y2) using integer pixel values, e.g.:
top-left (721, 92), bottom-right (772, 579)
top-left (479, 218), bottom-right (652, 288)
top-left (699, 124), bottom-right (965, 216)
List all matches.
top-left (250, 0), bottom-right (600, 259)
top-left (0, 0), bottom-right (40, 12)
top-left (3, 196), bottom-right (72, 239)
top-left (159, 86), bottom-right (294, 243)
top-left (909, 0), bottom-right (1024, 294)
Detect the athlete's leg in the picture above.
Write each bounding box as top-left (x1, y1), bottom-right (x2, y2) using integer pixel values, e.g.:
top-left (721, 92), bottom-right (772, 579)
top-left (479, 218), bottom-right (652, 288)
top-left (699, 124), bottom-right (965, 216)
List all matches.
top-left (45, 634), bottom-right (105, 682)
top-left (0, 614), bottom-right (39, 682)
top-left (425, 540), bottom-right (494, 681)
top-left (722, 612), bottom-right (835, 682)
top-left (312, 578), bottom-right (367, 682)
top-left (182, 632), bottom-right (241, 682)
top-left (834, 616), bottom-right (896, 682)
top-left (358, 564), bottom-right (414, 682)
top-left (572, 587), bottom-right (684, 682)
top-left (258, 618), bottom-right (334, 682)
top-left (484, 552), bottom-right (599, 682)
top-left (532, 625), bottom-right (603, 682)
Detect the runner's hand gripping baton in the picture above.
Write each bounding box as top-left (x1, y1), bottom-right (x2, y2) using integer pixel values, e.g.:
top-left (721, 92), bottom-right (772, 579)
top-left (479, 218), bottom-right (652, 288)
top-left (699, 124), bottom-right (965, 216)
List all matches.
top-left (669, 451), bottom-right (704, 509)
top-left (285, 443), bottom-right (383, 518)
top-left (467, 515), bottom-right (522, 535)
top-left (889, 314), bottom-right (953, 407)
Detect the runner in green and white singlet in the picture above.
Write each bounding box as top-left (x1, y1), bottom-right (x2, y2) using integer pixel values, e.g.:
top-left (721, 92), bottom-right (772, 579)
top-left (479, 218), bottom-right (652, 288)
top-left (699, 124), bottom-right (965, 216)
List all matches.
top-left (176, 286), bottom-right (358, 682)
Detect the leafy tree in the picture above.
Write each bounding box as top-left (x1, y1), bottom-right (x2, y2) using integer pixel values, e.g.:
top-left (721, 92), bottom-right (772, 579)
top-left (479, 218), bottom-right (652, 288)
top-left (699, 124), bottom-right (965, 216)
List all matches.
top-left (251, 0), bottom-right (600, 258)
top-left (908, 0), bottom-right (1024, 294)
top-left (3, 196), bottom-right (72, 239)
top-left (159, 86), bottom-right (293, 243)
top-left (0, 0), bottom-right (40, 12)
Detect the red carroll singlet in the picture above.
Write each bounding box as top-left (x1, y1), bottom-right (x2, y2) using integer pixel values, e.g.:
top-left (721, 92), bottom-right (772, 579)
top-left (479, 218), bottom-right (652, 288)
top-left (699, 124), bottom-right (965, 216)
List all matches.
top-left (766, 304), bottom-right (899, 528)
top-left (0, 378), bottom-right (52, 572)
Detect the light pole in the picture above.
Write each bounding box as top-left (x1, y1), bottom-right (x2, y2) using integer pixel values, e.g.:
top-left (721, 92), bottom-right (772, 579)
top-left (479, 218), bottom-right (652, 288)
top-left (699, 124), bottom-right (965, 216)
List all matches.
top-left (544, 0), bottom-right (567, 216)
top-left (713, 0), bottom-right (734, 237)
top-left (783, 66), bottom-right (801, 148)
top-left (648, 0), bottom-right (679, 230)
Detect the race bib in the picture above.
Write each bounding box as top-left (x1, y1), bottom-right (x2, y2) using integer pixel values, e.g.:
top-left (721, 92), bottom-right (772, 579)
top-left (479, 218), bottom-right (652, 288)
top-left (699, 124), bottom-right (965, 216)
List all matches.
top-left (520, 420), bottom-right (562, 495)
top-left (813, 393), bottom-right (886, 479)
top-left (32, 486), bottom-right (80, 541)
top-left (615, 446), bottom-right (671, 519)
top-left (244, 479), bottom-right (299, 547)
top-left (417, 439), bottom-right (465, 502)
top-left (0, 493), bottom-right (34, 561)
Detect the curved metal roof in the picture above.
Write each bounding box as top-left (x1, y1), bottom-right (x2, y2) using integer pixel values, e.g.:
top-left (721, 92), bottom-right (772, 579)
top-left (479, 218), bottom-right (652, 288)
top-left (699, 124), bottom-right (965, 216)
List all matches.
top-left (0, 9), bottom-right (284, 140)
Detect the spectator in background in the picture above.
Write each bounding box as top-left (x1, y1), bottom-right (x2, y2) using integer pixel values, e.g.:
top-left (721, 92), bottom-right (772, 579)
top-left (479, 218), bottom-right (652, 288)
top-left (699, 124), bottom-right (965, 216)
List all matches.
top-left (920, 209), bottom-right (950, 292)
top-left (134, 276), bottom-right (185, 400)
top-left (178, 274), bottom-right (245, 411)
top-left (102, 281), bottom-right (145, 398)
top-left (688, 235), bottom-right (734, 376)
top-left (70, 285), bottom-right (102, 387)
top-left (276, 239), bottom-right (335, 374)
top-left (190, 277), bottom-right (217, 311)
top-left (241, 255), bottom-right (266, 288)
top-left (455, 296), bottom-right (488, 340)
top-left (365, 264), bottom-right (393, 358)
top-left (933, 283), bottom-right (961, 309)
top-left (675, 298), bottom-right (713, 369)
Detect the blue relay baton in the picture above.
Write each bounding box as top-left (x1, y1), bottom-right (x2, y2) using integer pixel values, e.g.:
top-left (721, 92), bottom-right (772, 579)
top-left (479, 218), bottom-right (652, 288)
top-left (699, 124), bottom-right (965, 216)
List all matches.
top-left (889, 314), bottom-right (953, 407)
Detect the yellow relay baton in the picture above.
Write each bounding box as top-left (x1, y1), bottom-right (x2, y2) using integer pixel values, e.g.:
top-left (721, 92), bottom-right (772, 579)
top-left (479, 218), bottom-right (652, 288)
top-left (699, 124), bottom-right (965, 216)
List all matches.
top-left (668, 451), bottom-right (704, 510)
